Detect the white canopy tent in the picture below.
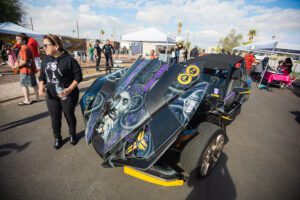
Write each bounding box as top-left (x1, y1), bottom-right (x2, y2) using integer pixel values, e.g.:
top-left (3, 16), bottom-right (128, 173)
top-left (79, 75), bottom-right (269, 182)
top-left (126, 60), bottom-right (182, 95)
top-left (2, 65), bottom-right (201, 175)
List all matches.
top-left (0, 22), bottom-right (44, 45)
top-left (121, 27), bottom-right (176, 55)
top-left (234, 40), bottom-right (300, 72)
top-left (233, 40), bottom-right (300, 56)
top-left (121, 27), bottom-right (176, 43)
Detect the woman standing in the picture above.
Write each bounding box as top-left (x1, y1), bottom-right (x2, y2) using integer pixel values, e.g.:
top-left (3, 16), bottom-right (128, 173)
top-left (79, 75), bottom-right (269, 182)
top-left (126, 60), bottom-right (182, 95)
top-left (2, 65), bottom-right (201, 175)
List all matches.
top-left (38, 34), bottom-right (83, 149)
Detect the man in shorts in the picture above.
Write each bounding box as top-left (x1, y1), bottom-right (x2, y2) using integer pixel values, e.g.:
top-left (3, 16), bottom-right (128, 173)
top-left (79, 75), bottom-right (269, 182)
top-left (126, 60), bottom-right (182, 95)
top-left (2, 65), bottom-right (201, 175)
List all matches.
top-left (12, 34), bottom-right (40, 105)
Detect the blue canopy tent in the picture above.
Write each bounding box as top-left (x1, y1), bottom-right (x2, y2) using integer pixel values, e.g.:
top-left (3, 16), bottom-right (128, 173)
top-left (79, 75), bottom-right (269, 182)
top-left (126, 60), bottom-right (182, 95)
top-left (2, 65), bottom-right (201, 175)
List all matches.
top-left (0, 22), bottom-right (44, 45)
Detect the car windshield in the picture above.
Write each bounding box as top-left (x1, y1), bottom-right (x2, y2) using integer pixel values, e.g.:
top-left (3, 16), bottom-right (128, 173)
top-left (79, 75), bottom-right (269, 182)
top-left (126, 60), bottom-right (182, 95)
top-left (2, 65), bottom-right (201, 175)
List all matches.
top-left (200, 68), bottom-right (228, 95)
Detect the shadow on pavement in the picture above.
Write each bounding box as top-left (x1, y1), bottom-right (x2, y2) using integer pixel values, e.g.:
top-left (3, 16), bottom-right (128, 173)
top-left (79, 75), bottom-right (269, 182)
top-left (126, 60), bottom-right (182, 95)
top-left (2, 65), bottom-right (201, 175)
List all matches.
top-left (186, 154), bottom-right (236, 200)
top-left (291, 111), bottom-right (300, 124)
top-left (0, 142), bottom-right (31, 158)
top-left (61, 130), bottom-right (85, 145)
top-left (0, 112), bottom-right (49, 132)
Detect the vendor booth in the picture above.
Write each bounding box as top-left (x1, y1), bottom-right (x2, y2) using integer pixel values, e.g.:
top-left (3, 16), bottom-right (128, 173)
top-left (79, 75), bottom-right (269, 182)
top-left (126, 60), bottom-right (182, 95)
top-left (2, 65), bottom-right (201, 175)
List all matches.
top-left (0, 22), bottom-right (44, 46)
top-left (233, 40), bottom-right (300, 90)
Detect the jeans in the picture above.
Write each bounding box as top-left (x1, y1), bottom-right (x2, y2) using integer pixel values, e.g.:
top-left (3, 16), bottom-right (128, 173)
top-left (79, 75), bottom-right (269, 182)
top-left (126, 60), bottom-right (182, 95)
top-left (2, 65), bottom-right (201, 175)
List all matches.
top-left (90, 55), bottom-right (94, 63)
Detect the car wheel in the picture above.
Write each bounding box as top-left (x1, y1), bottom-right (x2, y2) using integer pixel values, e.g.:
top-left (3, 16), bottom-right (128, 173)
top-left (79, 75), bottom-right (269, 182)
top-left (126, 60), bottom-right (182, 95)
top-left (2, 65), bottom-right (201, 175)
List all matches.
top-left (180, 122), bottom-right (225, 179)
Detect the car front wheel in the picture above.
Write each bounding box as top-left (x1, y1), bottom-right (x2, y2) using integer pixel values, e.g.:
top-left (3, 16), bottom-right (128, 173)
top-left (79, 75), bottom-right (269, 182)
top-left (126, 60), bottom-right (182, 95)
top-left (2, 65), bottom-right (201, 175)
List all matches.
top-left (180, 122), bottom-right (225, 178)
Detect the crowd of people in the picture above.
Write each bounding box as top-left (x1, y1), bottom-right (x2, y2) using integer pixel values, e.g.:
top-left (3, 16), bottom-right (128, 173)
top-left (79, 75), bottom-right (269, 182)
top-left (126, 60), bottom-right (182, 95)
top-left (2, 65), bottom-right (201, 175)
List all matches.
top-left (154, 45), bottom-right (209, 64)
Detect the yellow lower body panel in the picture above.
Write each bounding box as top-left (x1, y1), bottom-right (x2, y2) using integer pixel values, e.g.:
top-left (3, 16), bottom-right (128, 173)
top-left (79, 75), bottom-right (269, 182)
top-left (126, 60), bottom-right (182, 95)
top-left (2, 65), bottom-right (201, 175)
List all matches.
top-left (124, 166), bottom-right (184, 187)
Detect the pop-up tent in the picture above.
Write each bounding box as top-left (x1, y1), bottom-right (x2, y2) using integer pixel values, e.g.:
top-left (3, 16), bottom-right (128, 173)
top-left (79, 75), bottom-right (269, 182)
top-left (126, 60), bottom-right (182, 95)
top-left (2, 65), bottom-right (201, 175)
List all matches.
top-left (122, 27), bottom-right (176, 43)
top-left (234, 40), bottom-right (300, 72)
top-left (121, 27), bottom-right (176, 55)
top-left (0, 22), bottom-right (43, 38)
top-left (0, 22), bottom-right (44, 45)
top-left (233, 40), bottom-right (300, 55)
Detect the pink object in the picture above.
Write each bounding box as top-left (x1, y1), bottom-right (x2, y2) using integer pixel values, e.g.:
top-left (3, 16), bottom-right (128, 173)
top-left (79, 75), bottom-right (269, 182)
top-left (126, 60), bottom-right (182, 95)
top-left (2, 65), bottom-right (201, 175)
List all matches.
top-left (264, 71), bottom-right (294, 86)
top-left (7, 51), bottom-right (17, 67)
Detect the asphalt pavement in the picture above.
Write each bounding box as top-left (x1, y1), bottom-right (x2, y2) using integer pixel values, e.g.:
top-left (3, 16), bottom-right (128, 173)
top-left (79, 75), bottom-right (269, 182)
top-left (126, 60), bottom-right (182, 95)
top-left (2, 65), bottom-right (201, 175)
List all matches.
top-left (0, 80), bottom-right (299, 200)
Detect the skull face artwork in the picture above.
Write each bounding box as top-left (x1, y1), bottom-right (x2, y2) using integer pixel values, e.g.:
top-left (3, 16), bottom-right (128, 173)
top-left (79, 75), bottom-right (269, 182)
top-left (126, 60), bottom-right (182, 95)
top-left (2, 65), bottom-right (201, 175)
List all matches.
top-left (97, 91), bottom-right (131, 142)
top-left (183, 90), bottom-right (205, 120)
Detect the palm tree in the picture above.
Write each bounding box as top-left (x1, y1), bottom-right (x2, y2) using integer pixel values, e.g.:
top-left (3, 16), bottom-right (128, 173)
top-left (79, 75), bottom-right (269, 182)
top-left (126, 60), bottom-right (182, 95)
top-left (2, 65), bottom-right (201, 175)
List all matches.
top-left (100, 29), bottom-right (105, 41)
top-left (247, 29), bottom-right (256, 42)
top-left (177, 22), bottom-right (182, 37)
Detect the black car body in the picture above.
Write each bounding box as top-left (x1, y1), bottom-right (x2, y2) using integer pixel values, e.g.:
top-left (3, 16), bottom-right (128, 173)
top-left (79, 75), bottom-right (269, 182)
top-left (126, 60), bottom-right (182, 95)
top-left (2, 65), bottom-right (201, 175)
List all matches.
top-left (80, 54), bottom-right (250, 186)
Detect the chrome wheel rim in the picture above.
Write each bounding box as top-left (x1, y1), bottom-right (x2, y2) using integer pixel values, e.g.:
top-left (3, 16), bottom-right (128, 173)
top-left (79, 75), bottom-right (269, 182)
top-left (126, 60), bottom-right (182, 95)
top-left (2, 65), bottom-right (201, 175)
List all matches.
top-left (200, 134), bottom-right (225, 176)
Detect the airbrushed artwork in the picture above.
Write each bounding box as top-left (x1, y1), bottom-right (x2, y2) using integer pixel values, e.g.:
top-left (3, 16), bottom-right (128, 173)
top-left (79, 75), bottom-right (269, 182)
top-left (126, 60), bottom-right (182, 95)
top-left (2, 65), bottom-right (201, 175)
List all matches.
top-left (80, 54), bottom-right (250, 185)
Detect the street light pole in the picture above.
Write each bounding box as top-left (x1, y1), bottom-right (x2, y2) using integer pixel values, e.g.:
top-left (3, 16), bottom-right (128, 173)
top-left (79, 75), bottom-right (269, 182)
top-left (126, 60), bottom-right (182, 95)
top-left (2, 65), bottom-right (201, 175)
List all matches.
top-left (30, 16), bottom-right (34, 31)
top-left (77, 20), bottom-right (79, 38)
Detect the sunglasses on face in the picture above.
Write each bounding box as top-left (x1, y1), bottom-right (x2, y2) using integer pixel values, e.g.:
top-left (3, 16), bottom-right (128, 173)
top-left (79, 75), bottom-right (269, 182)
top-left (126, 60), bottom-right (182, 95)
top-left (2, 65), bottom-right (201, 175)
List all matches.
top-left (43, 43), bottom-right (54, 48)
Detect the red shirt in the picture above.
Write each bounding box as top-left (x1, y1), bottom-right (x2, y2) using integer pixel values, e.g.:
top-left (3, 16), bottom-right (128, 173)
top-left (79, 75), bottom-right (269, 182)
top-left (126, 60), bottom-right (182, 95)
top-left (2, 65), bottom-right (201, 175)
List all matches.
top-left (27, 37), bottom-right (40, 57)
top-left (18, 45), bottom-right (36, 74)
top-left (244, 53), bottom-right (255, 69)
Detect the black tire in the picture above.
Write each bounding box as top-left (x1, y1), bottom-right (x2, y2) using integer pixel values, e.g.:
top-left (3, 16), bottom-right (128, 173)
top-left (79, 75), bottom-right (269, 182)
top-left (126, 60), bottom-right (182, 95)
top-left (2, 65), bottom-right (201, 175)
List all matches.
top-left (180, 122), bottom-right (225, 179)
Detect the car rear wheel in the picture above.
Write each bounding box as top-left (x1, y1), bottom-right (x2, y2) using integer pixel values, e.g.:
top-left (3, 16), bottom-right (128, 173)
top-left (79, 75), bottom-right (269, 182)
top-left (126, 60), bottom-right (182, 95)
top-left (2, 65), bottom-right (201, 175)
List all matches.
top-left (180, 122), bottom-right (225, 179)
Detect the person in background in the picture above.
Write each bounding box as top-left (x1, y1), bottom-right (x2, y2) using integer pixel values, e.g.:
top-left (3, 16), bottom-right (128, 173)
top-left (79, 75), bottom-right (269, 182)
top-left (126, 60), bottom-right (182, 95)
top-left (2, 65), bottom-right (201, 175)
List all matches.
top-left (88, 43), bottom-right (94, 63)
top-left (200, 49), bottom-right (207, 56)
top-left (81, 51), bottom-right (87, 63)
top-left (175, 45), bottom-right (180, 64)
top-left (94, 40), bottom-right (101, 71)
top-left (160, 46), bottom-right (166, 54)
top-left (158, 48), bottom-right (162, 54)
top-left (244, 51), bottom-right (257, 89)
top-left (102, 39), bottom-right (114, 74)
top-left (0, 39), bottom-right (5, 65)
top-left (278, 57), bottom-right (293, 75)
top-left (12, 34), bottom-right (40, 105)
top-left (244, 51), bottom-right (256, 75)
top-left (170, 48), bottom-right (175, 64)
top-left (6, 44), bottom-right (17, 72)
top-left (189, 47), bottom-right (198, 59)
top-left (38, 34), bottom-right (83, 149)
top-left (150, 49), bottom-right (156, 60)
top-left (183, 48), bottom-right (188, 62)
top-left (22, 33), bottom-right (42, 72)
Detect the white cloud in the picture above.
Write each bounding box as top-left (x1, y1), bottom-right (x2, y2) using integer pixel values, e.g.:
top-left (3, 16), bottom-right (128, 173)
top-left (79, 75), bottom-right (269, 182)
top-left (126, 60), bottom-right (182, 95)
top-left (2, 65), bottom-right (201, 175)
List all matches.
top-left (134, 0), bottom-right (300, 47)
top-left (26, 0), bottom-right (143, 40)
top-left (24, 0), bottom-right (300, 48)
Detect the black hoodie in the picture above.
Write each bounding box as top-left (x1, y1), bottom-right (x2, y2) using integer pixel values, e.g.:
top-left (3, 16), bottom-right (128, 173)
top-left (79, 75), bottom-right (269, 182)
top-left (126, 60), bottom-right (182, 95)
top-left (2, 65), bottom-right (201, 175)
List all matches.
top-left (39, 53), bottom-right (83, 97)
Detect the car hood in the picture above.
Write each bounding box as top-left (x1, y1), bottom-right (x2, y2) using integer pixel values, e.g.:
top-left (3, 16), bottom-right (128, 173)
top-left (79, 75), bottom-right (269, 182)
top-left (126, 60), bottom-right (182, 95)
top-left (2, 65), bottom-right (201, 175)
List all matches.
top-left (82, 59), bottom-right (209, 158)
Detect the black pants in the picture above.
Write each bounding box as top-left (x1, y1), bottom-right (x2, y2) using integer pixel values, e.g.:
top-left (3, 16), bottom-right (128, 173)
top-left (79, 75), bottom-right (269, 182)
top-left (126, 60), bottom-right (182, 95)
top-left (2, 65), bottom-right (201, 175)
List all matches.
top-left (95, 56), bottom-right (101, 71)
top-left (105, 54), bottom-right (113, 74)
top-left (46, 88), bottom-right (79, 140)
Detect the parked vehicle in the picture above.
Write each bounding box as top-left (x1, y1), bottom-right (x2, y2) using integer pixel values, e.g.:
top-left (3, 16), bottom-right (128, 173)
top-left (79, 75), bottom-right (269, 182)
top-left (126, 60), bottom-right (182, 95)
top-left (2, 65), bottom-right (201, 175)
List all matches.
top-left (80, 54), bottom-right (250, 186)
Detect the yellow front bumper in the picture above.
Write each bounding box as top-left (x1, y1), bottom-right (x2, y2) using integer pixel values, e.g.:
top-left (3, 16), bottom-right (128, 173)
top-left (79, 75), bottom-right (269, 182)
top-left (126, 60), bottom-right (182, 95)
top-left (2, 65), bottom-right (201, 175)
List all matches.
top-left (124, 166), bottom-right (184, 187)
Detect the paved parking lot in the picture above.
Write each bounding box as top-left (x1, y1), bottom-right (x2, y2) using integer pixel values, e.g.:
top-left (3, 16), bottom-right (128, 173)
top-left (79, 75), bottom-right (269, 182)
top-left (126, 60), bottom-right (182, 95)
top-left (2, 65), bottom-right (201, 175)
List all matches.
top-left (0, 81), bottom-right (299, 200)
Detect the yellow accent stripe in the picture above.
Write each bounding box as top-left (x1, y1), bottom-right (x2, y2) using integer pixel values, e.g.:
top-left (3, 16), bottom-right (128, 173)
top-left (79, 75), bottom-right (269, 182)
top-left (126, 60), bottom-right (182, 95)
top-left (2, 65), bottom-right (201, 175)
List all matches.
top-left (124, 166), bottom-right (184, 187)
top-left (211, 94), bottom-right (220, 98)
top-left (239, 90), bottom-right (251, 94)
top-left (221, 116), bottom-right (233, 120)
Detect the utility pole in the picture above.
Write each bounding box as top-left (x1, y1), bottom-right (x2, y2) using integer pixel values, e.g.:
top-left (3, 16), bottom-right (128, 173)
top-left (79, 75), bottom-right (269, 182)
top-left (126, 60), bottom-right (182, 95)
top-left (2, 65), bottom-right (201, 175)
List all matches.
top-left (30, 16), bottom-right (34, 31)
top-left (77, 20), bottom-right (79, 38)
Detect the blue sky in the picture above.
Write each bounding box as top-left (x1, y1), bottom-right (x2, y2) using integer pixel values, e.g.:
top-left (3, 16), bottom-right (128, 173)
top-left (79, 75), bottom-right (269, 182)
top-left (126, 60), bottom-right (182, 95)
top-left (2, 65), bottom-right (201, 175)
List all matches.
top-left (24, 0), bottom-right (300, 48)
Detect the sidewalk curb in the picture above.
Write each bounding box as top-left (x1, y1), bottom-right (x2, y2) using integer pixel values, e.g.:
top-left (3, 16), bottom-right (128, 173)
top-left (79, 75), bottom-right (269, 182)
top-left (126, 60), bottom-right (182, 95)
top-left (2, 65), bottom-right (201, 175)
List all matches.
top-left (0, 73), bottom-right (103, 104)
